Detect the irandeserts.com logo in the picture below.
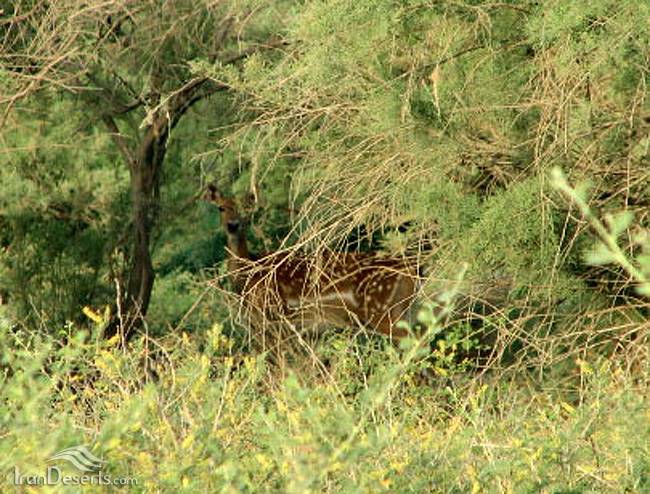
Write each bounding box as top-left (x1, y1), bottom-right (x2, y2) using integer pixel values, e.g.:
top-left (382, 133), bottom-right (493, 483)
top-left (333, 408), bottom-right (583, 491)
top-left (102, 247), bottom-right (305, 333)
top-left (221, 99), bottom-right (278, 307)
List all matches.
top-left (10, 445), bottom-right (138, 487)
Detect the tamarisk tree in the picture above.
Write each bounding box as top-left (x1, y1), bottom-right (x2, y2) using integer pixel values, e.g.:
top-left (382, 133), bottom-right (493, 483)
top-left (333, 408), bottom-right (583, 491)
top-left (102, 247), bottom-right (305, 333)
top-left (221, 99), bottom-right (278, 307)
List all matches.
top-left (0, 0), bottom-right (288, 342)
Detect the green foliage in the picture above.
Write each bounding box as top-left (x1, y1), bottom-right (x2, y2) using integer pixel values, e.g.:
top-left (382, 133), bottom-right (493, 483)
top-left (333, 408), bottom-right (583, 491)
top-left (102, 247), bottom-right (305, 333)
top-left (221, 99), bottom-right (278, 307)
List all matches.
top-left (192, 0), bottom-right (648, 350)
top-left (1, 316), bottom-right (648, 493)
top-left (1, 1), bottom-right (649, 490)
top-left (552, 168), bottom-right (650, 297)
top-left (0, 99), bottom-right (128, 325)
top-left (4, 0), bottom-right (647, 337)
top-left (450, 177), bottom-right (565, 291)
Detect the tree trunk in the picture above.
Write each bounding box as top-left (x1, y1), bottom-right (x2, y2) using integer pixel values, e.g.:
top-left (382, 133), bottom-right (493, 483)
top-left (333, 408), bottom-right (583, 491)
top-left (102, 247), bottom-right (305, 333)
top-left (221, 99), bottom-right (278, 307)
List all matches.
top-left (104, 123), bottom-right (166, 344)
top-left (101, 61), bottom-right (250, 344)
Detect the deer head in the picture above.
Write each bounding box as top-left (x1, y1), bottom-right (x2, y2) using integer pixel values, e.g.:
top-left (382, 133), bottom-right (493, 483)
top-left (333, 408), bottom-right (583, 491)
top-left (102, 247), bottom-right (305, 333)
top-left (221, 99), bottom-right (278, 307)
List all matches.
top-left (204, 184), bottom-right (250, 261)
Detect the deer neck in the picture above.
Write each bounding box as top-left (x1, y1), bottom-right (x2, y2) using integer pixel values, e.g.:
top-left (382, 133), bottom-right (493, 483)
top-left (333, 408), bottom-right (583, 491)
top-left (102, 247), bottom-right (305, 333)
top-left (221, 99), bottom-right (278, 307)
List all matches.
top-left (226, 228), bottom-right (249, 259)
top-left (225, 229), bottom-right (250, 291)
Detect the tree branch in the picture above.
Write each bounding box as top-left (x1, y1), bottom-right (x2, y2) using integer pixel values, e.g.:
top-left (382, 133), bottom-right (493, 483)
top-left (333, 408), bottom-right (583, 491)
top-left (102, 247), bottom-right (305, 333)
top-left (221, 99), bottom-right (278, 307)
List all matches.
top-left (102, 115), bottom-right (135, 166)
top-left (217, 36), bottom-right (289, 65)
top-left (166, 37), bottom-right (290, 130)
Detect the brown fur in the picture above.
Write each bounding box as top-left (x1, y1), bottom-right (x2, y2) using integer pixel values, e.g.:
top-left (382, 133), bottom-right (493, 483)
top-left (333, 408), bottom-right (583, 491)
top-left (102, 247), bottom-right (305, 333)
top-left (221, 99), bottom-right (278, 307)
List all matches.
top-left (205, 184), bottom-right (420, 340)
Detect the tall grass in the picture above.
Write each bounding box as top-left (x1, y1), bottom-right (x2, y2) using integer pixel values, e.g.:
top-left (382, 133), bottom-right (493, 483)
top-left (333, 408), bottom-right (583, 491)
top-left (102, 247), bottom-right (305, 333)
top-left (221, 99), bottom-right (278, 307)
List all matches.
top-left (2, 277), bottom-right (648, 493)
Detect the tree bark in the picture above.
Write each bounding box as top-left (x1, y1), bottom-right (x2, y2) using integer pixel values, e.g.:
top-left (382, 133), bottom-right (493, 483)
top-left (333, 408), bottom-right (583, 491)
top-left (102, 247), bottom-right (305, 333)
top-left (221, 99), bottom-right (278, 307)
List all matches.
top-left (103, 120), bottom-right (165, 343)
top-left (103, 79), bottom-right (220, 344)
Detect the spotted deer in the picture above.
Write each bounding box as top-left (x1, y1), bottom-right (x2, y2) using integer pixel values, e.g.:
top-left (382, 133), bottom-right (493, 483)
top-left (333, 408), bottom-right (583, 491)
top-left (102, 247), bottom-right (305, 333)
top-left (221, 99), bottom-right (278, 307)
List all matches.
top-left (204, 184), bottom-right (422, 341)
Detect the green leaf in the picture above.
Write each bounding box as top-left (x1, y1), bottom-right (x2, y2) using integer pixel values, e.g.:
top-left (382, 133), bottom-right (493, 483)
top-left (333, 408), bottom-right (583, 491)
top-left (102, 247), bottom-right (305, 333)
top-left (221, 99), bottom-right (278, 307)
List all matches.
top-left (637, 283), bottom-right (650, 297)
top-left (605, 211), bottom-right (634, 239)
top-left (573, 181), bottom-right (592, 204)
top-left (584, 242), bottom-right (617, 266)
top-left (638, 254), bottom-right (650, 272)
top-left (549, 167), bottom-right (567, 186)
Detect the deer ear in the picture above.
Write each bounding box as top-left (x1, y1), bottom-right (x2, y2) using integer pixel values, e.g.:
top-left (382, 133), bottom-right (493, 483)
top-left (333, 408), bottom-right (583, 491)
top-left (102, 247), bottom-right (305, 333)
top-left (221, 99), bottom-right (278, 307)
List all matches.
top-left (204, 183), bottom-right (221, 202)
top-left (239, 191), bottom-right (258, 213)
top-left (244, 191), bottom-right (257, 206)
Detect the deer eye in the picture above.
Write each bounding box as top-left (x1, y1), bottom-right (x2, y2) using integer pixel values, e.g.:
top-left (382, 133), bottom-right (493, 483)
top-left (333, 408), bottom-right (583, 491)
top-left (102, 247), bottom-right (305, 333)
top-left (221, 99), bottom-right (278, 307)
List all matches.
top-left (218, 206), bottom-right (225, 212)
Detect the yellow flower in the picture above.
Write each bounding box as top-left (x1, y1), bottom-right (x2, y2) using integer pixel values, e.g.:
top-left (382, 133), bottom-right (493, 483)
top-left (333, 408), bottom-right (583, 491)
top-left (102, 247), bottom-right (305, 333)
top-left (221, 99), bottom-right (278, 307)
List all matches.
top-left (82, 306), bottom-right (103, 324)
top-left (576, 358), bottom-right (593, 375)
top-left (380, 478), bottom-right (392, 488)
top-left (182, 435), bottom-right (194, 450)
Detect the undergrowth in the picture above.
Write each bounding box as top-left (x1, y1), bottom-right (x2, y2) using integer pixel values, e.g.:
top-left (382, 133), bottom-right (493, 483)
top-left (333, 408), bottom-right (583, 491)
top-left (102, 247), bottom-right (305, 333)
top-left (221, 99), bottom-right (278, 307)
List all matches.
top-left (1, 308), bottom-right (648, 493)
